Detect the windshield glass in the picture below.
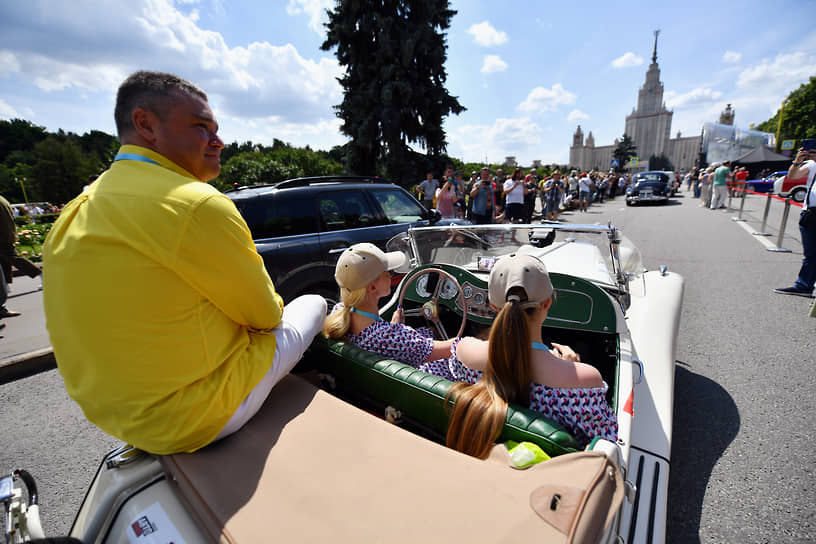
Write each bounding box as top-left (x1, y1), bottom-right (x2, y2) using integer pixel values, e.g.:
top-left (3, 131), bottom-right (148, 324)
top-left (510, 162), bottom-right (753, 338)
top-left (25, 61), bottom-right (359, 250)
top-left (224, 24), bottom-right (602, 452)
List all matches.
top-left (387, 224), bottom-right (643, 292)
top-left (635, 173), bottom-right (667, 183)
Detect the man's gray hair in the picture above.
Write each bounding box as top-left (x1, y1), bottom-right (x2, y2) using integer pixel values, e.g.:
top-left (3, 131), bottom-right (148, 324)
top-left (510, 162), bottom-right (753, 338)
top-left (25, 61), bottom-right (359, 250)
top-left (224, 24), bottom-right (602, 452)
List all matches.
top-left (114, 71), bottom-right (207, 138)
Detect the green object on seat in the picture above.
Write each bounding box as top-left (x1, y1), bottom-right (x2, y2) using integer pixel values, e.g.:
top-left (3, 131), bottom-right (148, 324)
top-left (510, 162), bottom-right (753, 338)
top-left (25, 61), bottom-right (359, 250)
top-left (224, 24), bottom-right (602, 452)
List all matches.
top-left (309, 337), bottom-right (581, 457)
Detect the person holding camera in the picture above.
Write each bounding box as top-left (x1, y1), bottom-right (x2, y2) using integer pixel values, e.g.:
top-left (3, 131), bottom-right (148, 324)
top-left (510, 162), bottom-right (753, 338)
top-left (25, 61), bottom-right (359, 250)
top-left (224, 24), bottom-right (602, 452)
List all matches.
top-left (775, 140), bottom-right (816, 298)
top-left (470, 166), bottom-right (494, 224)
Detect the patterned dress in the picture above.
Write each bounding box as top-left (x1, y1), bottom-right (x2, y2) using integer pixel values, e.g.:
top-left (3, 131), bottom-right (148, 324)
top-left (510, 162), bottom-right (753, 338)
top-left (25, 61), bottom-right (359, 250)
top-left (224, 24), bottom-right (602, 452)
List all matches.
top-left (446, 338), bottom-right (618, 447)
top-left (346, 320), bottom-right (455, 380)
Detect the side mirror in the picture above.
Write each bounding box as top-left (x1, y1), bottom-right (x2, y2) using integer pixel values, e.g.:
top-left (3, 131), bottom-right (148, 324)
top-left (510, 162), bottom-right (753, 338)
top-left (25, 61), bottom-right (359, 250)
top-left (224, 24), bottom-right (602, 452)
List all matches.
top-left (427, 208), bottom-right (443, 224)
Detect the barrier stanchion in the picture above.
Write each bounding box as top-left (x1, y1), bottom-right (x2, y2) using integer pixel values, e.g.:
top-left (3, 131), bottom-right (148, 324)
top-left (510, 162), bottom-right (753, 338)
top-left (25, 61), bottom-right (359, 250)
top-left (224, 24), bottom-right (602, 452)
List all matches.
top-left (752, 192), bottom-right (773, 236)
top-left (767, 198), bottom-right (792, 253)
top-left (732, 182), bottom-right (747, 222)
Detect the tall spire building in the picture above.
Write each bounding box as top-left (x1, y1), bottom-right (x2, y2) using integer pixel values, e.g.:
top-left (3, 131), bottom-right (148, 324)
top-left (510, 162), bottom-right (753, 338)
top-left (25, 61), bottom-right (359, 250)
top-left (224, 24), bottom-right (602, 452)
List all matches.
top-left (570, 31), bottom-right (702, 172)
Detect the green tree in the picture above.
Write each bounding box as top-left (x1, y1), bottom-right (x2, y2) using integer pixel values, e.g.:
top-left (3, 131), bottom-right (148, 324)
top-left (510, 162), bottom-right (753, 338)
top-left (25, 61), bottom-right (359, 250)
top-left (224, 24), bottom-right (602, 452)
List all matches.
top-left (31, 136), bottom-right (95, 204)
top-left (754, 76), bottom-right (816, 149)
top-left (217, 152), bottom-right (299, 190)
top-left (613, 134), bottom-right (638, 172)
top-left (0, 119), bottom-right (48, 164)
top-left (648, 154), bottom-right (674, 171)
top-left (321, 0), bottom-right (465, 184)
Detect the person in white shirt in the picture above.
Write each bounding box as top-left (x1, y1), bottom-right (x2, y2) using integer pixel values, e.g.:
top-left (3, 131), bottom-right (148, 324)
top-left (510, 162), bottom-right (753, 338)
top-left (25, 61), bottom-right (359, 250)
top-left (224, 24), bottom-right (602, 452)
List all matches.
top-left (775, 142), bottom-right (816, 297)
top-left (502, 167), bottom-right (527, 223)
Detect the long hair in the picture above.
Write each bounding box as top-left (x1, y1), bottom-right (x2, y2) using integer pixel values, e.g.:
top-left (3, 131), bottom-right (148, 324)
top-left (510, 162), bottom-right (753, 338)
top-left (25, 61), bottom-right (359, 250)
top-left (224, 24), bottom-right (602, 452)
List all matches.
top-left (445, 287), bottom-right (534, 458)
top-left (322, 286), bottom-right (367, 339)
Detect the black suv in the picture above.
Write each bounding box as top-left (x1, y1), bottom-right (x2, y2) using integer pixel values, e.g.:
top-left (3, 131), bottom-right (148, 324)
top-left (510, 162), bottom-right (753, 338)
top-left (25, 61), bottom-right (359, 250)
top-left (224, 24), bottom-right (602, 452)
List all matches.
top-left (227, 176), bottom-right (461, 304)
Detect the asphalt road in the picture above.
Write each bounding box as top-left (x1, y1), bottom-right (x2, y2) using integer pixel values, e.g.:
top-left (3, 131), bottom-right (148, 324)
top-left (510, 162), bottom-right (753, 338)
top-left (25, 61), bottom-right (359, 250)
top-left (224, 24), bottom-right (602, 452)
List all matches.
top-left (1, 189), bottom-right (814, 542)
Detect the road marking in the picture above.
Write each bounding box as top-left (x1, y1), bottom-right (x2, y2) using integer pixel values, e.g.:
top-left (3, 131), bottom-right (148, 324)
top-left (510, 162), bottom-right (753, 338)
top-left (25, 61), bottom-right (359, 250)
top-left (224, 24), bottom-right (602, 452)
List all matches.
top-left (734, 219), bottom-right (778, 250)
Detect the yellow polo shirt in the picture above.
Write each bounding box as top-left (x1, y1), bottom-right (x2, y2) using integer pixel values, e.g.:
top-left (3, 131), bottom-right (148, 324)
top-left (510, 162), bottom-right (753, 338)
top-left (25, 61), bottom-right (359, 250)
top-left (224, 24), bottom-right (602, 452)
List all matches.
top-left (43, 145), bottom-right (284, 454)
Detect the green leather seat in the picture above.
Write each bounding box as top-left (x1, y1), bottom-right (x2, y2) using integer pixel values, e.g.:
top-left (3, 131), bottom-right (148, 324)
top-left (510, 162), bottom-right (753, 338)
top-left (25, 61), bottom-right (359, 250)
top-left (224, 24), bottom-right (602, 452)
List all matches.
top-left (308, 337), bottom-right (581, 457)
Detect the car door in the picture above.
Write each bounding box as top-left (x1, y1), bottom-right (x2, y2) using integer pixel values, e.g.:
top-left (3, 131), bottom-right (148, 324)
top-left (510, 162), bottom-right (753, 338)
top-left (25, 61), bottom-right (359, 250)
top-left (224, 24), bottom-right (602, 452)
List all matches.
top-left (316, 189), bottom-right (391, 277)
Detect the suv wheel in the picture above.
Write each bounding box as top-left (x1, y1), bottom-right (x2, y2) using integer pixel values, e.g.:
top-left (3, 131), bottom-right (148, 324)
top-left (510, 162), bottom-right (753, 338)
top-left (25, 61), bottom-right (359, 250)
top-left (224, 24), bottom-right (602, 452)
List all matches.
top-left (312, 287), bottom-right (340, 311)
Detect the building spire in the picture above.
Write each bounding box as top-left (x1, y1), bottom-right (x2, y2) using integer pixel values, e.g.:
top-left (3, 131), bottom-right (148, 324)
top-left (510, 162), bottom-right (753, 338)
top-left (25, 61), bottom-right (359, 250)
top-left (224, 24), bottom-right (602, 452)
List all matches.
top-left (652, 29), bottom-right (660, 63)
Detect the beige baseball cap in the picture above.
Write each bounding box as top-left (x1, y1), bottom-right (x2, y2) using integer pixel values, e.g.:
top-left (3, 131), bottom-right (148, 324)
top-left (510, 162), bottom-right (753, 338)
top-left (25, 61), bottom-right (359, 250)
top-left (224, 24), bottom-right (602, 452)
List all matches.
top-left (488, 253), bottom-right (553, 308)
top-left (335, 243), bottom-right (406, 292)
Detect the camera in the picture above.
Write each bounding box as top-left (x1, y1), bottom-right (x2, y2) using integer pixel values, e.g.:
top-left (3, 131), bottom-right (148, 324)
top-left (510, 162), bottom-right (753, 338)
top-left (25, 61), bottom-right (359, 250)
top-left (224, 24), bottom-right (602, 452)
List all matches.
top-left (802, 138), bottom-right (816, 151)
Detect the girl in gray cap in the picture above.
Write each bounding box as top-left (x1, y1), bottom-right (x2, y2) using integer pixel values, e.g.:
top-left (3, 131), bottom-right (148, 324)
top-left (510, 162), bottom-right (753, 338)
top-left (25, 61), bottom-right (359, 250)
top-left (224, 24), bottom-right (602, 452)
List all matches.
top-left (445, 253), bottom-right (617, 457)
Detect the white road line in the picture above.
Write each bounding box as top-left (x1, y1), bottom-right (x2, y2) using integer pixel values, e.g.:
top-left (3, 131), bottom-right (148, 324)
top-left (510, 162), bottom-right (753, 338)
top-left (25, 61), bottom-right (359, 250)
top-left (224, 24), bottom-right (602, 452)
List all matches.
top-left (734, 218), bottom-right (785, 251)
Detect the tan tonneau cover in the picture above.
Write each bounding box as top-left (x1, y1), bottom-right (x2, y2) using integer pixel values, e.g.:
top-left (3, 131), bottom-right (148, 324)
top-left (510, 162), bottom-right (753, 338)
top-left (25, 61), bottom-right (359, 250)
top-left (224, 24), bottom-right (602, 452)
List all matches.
top-left (162, 375), bottom-right (571, 543)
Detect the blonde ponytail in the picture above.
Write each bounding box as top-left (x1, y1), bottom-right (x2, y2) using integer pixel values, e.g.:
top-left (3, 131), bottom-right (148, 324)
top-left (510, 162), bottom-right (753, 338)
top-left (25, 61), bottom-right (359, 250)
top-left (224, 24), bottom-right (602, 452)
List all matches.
top-left (322, 287), bottom-right (367, 339)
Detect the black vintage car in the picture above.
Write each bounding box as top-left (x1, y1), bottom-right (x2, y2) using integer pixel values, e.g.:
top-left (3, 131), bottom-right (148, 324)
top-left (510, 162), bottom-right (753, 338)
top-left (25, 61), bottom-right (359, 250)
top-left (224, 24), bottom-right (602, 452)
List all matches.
top-left (625, 171), bottom-right (672, 206)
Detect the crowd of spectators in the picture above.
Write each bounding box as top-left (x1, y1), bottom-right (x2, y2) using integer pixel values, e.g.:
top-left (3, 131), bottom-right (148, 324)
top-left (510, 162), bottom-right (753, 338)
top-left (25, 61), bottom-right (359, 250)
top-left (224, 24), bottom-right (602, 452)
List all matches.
top-left (414, 167), bottom-right (634, 223)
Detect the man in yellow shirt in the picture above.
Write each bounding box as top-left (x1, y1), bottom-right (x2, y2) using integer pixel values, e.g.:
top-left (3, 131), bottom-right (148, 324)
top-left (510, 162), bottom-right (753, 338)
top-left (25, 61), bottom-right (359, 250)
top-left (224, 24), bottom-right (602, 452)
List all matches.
top-left (43, 71), bottom-right (326, 454)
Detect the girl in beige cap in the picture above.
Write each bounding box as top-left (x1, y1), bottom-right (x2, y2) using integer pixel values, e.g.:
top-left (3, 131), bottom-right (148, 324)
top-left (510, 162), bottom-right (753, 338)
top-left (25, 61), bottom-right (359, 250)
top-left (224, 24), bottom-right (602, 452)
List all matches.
top-left (445, 253), bottom-right (617, 458)
top-left (323, 243), bottom-right (456, 378)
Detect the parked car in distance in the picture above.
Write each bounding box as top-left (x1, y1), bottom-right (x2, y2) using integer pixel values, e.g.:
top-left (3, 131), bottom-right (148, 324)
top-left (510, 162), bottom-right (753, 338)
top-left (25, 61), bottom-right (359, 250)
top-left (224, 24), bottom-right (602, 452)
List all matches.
top-left (226, 176), bottom-right (466, 305)
top-left (625, 171), bottom-right (672, 205)
top-left (773, 170), bottom-right (808, 202)
top-left (661, 171), bottom-right (679, 195)
top-left (741, 170), bottom-right (784, 194)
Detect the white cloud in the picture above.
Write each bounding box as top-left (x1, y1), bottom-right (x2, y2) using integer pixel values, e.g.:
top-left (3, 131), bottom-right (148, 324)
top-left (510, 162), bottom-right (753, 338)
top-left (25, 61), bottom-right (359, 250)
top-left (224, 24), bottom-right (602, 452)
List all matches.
top-left (567, 109), bottom-right (589, 123)
top-left (611, 52), bottom-right (643, 69)
top-left (449, 117), bottom-right (542, 165)
top-left (518, 84), bottom-right (576, 113)
top-left (665, 88), bottom-right (724, 109)
top-left (736, 51), bottom-right (816, 93)
top-left (0, 0), bottom-right (343, 132)
top-left (0, 98), bottom-right (21, 119)
top-left (467, 21), bottom-right (509, 47)
top-left (481, 55), bottom-right (508, 73)
top-left (722, 51), bottom-right (741, 64)
top-left (286, 0), bottom-right (333, 35)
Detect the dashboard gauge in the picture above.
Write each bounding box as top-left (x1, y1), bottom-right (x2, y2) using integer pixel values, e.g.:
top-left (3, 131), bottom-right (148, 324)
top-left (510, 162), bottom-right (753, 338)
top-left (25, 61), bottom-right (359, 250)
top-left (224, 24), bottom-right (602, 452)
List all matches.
top-left (415, 274), bottom-right (432, 298)
top-left (473, 292), bottom-right (485, 305)
top-left (439, 279), bottom-right (459, 300)
top-left (463, 285), bottom-right (473, 298)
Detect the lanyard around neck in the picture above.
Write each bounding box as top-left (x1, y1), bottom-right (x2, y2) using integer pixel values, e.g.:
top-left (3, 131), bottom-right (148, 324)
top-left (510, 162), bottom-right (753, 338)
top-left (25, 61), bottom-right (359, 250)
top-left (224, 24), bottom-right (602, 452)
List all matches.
top-left (350, 307), bottom-right (383, 321)
top-left (531, 341), bottom-right (550, 352)
top-left (114, 153), bottom-right (160, 166)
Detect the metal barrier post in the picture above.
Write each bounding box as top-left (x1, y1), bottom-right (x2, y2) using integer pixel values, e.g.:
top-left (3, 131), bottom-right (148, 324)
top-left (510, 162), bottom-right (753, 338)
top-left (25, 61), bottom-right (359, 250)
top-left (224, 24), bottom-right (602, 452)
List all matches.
top-left (732, 182), bottom-right (747, 222)
top-left (767, 198), bottom-right (792, 253)
top-left (752, 192), bottom-right (773, 236)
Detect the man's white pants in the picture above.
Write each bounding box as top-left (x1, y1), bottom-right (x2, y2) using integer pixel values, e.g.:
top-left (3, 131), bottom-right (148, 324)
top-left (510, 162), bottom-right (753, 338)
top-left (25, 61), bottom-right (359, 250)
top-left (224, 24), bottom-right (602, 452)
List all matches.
top-left (215, 294), bottom-right (327, 440)
top-left (710, 185), bottom-right (727, 209)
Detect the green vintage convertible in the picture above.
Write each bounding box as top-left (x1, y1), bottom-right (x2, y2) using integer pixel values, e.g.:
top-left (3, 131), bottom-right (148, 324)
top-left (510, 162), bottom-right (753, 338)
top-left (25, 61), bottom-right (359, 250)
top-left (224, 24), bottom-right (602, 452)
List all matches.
top-left (4, 223), bottom-right (683, 544)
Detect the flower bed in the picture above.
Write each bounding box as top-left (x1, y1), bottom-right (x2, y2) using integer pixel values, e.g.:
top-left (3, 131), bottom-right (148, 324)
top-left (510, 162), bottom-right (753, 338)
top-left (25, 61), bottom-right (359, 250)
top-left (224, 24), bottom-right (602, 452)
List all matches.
top-left (14, 222), bottom-right (52, 263)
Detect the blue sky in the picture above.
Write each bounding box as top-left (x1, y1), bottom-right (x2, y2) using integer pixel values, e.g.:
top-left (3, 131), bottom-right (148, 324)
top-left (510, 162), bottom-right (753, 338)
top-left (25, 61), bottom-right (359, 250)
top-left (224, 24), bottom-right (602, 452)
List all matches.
top-left (1, 0), bottom-right (815, 166)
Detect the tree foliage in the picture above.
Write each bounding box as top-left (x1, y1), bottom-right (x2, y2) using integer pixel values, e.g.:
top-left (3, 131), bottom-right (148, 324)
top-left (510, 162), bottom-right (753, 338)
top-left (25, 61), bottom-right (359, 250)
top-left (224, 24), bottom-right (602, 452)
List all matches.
top-left (322, 0), bottom-right (465, 184)
top-left (612, 134), bottom-right (638, 172)
top-left (0, 118), bottom-right (344, 202)
top-left (214, 143), bottom-right (344, 191)
top-left (754, 76), bottom-right (816, 148)
top-left (648, 154), bottom-right (674, 171)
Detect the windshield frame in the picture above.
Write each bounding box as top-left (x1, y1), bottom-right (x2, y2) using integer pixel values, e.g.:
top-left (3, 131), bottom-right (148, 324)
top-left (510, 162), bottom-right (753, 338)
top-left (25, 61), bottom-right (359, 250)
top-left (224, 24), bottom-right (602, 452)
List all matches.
top-left (389, 222), bottom-right (640, 308)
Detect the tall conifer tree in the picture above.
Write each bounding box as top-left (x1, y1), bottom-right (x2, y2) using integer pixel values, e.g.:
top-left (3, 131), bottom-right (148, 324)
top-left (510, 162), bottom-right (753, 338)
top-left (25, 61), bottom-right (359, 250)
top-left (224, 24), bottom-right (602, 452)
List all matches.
top-left (322, 0), bottom-right (465, 181)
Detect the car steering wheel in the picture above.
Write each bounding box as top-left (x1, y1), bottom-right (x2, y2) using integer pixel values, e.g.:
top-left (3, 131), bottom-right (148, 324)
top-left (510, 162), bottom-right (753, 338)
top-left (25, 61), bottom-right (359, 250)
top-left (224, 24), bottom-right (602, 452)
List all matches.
top-left (397, 268), bottom-right (467, 339)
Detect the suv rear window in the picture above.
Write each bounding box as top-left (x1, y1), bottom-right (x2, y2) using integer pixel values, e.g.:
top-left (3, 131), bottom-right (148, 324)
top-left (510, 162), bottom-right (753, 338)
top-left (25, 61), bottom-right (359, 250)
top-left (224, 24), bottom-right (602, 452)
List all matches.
top-left (235, 197), bottom-right (317, 239)
top-left (370, 188), bottom-right (426, 224)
